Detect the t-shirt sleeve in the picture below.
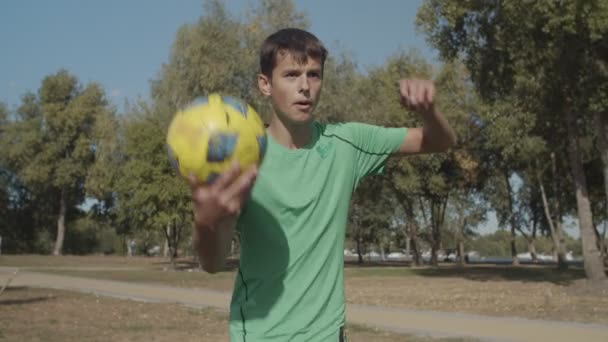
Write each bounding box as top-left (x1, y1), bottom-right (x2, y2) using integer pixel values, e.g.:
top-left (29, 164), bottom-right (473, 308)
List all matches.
top-left (342, 122), bottom-right (407, 181)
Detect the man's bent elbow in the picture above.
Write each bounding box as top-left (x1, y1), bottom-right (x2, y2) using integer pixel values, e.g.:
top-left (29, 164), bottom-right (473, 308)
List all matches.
top-left (428, 134), bottom-right (457, 153)
top-left (200, 259), bottom-right (223, 274)
top-left (442, 133), bottom-right (458, 151)
top-left (202, 264), bottom-right (220, 274)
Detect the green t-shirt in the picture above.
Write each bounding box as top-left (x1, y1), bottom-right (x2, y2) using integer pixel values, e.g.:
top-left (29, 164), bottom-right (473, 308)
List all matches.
top-left (230, 121), bottom-right (407, 341)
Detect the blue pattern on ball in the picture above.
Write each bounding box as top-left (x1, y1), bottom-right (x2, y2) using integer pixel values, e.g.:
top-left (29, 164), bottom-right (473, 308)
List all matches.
top-left (190, 96), bottom-right (209, 108)
top-left (207, 133), bottom-right (238, 162)
top-left (221, 95), bottom-right (247, 118)
top-left (166, 144), bottom-right (180, 172)
top-left (257, 135), bottom-right (267, 159)
top-left (206, 172), bottom-right (220, 184)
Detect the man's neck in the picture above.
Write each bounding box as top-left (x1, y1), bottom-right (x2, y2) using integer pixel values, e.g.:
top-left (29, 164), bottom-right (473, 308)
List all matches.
top-left (267, 115), bottom-right (314, 149)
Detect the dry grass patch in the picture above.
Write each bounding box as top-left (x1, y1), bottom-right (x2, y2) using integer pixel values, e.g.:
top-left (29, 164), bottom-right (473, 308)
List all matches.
top-left (344, 266), bottom-right (608, 325)
top-left (0, 287), bottom-right (472, 342)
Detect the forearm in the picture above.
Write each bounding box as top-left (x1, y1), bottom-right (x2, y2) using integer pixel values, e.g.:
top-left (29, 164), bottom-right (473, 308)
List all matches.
top-left (421, 106), bottom-right (457, 152)
top-left (193, 216), bottom-right (236, 273)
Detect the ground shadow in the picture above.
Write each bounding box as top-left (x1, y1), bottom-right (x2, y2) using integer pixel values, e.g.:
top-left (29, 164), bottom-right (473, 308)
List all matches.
top-left (152, 257), bottom-right (241, 272)
top-left (345, 261), bottom-right (587, 286)
top-left (0, 296), bottom-right (54, 306)
top-left (410, 265), bottom-right (586, 285)
top-left (0, 286), bottom-right (56, 306)
top-left (0, 285), bottom-right (28, 292)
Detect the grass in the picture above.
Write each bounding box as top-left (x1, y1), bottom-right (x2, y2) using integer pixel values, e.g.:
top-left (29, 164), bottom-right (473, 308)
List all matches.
top-left (25, 268), bottom-right (236, 292)
top-left (344, 264), bottom-right (587, 285)
top-left (2, 254), bottom-right (607, 326)
top-left (3, 254), bottom-right (587, 284)
top-left (0, 254), bottom-right (161, 268)
top-left (0, 287), bottom-right (477, 342)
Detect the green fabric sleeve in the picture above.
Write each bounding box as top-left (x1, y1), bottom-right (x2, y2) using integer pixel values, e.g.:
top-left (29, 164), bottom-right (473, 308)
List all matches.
top-left (343, 122), bottom-right (407, 181)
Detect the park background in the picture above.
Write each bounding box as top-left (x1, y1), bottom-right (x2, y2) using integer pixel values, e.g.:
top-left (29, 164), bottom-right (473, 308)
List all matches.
top-left (1, 0), bottom-right (607, 280)
top-left (2, 1), bottom-right (608, 341)
top-left (0, 1), bottom-right (608, 276)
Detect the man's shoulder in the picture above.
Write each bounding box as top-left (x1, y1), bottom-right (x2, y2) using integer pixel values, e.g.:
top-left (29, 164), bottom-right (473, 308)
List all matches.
top-left (315, 121), bottom-right (366, 138)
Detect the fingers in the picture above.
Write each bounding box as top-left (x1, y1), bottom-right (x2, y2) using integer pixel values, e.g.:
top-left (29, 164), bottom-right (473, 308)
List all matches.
top-left (189, 162), bottom-right (240, 200)
top-left (221, 166), bottom-right (258, 213)
top-left (188, 162), bottom-right (241, 202)
top-left (210, 162), bottom-right (241, 190)
top-left (190, 164), bottom-right (258, 220)
top-left (410, 81), bottom-right (420, 107)
top-left (399, 79), bottom-right (407, 104)
top-left (399, 80), bottom-right (411, 108)
top-left (399, 79), bottom-right (435, 112)
top-left (424, 84), bottom-right (435, 108)
top-left (188, 170), bottom-right (201, 188)
top-left (188, 173), bottom-right (205, 204)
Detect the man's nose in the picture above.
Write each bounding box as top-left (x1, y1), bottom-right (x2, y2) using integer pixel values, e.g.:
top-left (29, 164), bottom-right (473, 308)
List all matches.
top-left (298, 76), bottom-right (310, 92)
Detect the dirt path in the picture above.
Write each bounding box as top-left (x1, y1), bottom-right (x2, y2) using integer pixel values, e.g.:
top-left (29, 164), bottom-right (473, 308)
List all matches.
top-left (2, 267), bottom-right (608, 342)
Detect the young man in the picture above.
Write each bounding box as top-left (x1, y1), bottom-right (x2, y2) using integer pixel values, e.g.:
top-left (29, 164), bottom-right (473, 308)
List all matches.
top-left (190, 28), bottom-right (456, 341)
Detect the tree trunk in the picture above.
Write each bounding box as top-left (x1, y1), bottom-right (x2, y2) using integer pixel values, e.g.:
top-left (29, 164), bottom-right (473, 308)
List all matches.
top-left (391, 186), bottom-right (420, 265)
top-left (163, 220), bottom-right (176, 270)
top-left (405, 229), bottom-right (411, 256)
top-left (597, 112), bottom-right (608, 227)
top-left (404, 202), bottom-right (421, 266)
top-left (510, 227), bottom-right (519, 266)
top-left (458, 240), bottom-right (465, 267)
top-left (172, 218), bottom-right (181, 259)
top-left (551, 153), bottom-right (568, 269)
top-left (527, 239), bottom-right (537, 261)
top-left (537, 162), bottom-right (567, 269)
top-left (457, 202), bottom-right (467, 267)
top-left (504, 171), bottom-right (519, 266)
top-left (530, 219), bottom-right (538, 261)
top-left (565, 110), bottom-right (606, 280)
top-left (593, 224), bottom-right (608, 267)
top-left (410, 236), bottom-right (421, 266)
top-left (52, 190), bottom-right (67, 256)
top-left (169, 226), bottom-right (175, 270)
top-left (430, 199), bottom-right (444, 267)
top-left (407, 219), bottom-right (421, 266)
top-left (356, 236), bottom-right (363, 265)
top-left (163, 223), bottom-right (170, 258)
top-left (430, 244), bottom-right (438, 266)
top-left (596, 112), bottom-right (608, 265)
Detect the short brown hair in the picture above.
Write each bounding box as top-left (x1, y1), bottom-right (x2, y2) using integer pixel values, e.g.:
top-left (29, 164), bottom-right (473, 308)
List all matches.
top-left (259, 28), bottom-right (328, 77)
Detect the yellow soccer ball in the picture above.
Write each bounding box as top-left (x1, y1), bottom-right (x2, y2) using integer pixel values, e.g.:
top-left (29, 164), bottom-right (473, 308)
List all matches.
top-left (166, 94), bottom-right (267, 183)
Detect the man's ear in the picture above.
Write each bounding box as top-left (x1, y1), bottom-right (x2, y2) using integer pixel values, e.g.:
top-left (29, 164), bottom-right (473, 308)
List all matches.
top-left (257, 73), bottom-right (271, 97)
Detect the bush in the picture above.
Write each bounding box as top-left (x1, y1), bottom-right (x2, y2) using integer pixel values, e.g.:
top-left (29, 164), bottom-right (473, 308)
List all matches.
top-left (97, 228), bottom-right (123, 255)
top-left (63, 217), bottom-right (122, 255)
top-left (63, 218), bottom-right (98, 255)
top-left (33, 228), bottom-right (54, 254)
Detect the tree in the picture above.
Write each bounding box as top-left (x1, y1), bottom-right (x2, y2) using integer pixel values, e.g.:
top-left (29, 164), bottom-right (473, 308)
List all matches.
top-left (4, 70), bottom-right (112, 255)
top-left (348, 177), bottom-right (392, 264)
top-left (595, 112), bottom-right (608, 264)
top-left (534, 153), bottom-right (570, 268)
top-left (417, 0), bottom-right (607, 280)
top-left (114, 102), bottom-right (191, 267)
top-left (0, 103), bottom-right (9, 242)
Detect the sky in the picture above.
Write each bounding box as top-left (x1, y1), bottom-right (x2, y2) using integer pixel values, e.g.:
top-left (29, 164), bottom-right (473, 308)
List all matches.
top-left (1, 0), bottom-right (437, 111)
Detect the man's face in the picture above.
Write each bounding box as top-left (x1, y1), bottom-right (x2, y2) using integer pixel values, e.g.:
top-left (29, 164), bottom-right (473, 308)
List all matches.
top-left (259, 52), bottom-right (323, 125)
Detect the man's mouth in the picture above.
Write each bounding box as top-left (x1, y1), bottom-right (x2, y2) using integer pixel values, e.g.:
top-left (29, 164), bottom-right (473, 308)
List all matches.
top-left (294, 100), bottom-right (313, 111)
